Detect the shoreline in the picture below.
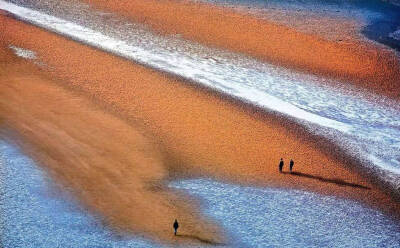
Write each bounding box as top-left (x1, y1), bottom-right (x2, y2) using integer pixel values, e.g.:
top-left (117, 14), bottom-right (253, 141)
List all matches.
top-left (2, 13), bottom-right (400, 211)
top-left (0, 46), bottom-right (225, 245)
top-left (80, 0), bottom-right (400, 100)
top-left (1, 9), bottom-right (400, 245)
top-left (200, 0), bottom-right (400, 52)
top-left (3, 140), bottom-right (400, 247)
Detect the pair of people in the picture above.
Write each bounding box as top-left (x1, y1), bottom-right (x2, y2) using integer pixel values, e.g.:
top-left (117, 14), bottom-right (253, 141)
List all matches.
top-left (279, 158), bottom-right (294, 173)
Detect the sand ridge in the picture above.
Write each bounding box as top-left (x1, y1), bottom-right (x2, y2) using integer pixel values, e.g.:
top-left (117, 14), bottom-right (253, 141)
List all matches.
top-left (0, 45), bottom-right (224, 245)
top-left (1, 12), bottom-right (400, 245)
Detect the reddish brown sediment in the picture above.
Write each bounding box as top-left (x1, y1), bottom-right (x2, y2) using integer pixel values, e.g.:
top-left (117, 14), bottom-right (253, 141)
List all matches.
top-left (0, 46), bottom-right (224, 246)
top-left (1, 14), bottom-right (400, 245)
top-left (80, 0), bottom-right (400, 99)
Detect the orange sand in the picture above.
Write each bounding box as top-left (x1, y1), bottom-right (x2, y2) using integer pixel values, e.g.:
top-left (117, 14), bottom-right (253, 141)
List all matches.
top-left (81, 0), bottom-right (400, 99)
top-left (1, 14), bottom-right (400, 244)
top-left (0, 46), bottom-right (223, 245)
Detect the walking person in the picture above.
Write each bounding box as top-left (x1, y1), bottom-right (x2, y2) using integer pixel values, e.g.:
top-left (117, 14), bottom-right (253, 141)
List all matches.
top-left (289, 159), bottom-right (294, 173)
top-left (279, 158), bottom-right (284, 173)
top-left (173, 219), bottom-right (179, 236)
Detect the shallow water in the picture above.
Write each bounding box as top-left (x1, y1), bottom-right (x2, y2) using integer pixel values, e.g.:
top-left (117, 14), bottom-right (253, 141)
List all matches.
top-left (1, 141), bottom-right (399, 247)
top-left (172, 179), bottom-right (400, 248)
top-left (0, 141), bottom-right (159, 248)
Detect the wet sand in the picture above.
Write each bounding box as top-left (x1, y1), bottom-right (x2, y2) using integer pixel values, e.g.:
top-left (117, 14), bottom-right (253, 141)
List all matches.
top-left (239, 8), bottom-right (364, 41)
top-left (80, 0), bottom-right (400, 100)
top-left (1, 12), bottom-right (400, 245)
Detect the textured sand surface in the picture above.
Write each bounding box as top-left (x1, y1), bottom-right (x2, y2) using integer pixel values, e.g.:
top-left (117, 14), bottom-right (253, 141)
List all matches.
top-left (1, 9), bottom-right (400, 245)
top-left (0, 46), bottom-right (224, 245)
top-left (81, 0), bottom-right (400, 99)
top-left (198, 1), bottom-right (366, 41)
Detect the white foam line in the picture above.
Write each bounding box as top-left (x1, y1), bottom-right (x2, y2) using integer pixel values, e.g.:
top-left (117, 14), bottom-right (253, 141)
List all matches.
top-left (0, 0), bottom-right (351, 133)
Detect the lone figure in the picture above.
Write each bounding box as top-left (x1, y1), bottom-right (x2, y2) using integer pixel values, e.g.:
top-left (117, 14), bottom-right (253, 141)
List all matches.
top-left (289, 159), bottom-right (294, 172)
top-left (279, 158), bottom-right (284, 173)
top-left (173, 219), bottom-right (179, 236)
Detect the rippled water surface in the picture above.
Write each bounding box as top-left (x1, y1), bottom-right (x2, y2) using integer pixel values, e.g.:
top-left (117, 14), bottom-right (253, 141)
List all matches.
top-left (172, 180), bottom-right (400, 248)
top-left (1, 141), bottom-right (400, 248)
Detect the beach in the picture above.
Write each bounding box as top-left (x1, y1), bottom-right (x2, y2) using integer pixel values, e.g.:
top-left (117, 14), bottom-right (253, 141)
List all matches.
top-left (81, 0), bottom-right (400, 99)
top-left (1, 0), bottom-right (400, 246)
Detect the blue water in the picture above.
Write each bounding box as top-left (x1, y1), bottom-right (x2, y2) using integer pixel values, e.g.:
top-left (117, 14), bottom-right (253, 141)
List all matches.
top-left (0, 141), bottom-right (159, 248)
top-left (1, 141), bottom-right (400, 247)
top-left (202, 0), bottom-right (400, 50)
top-left (172, 179), bottom-right (400, 248)
top-left (201, 0), bottom-right (400, 23)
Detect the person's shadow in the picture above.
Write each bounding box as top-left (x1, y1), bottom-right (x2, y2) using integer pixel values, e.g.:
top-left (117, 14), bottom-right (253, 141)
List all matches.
top-left (175, 234), bottom-right (225, 246)
top-left (283, 171), bottom-right (371, 190)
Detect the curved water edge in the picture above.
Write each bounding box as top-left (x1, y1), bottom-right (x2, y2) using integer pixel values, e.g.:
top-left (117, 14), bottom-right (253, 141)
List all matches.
top-left (200, 0), bottom-right (400, 51)
top-left (1, 141), bottom-right (400, 247)
top-left (0, 141), bottom-right (160, 248)
top-left (1, 0), bottom-right (400, 195)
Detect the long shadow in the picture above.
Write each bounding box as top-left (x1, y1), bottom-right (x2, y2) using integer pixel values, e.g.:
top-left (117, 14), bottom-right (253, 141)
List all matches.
top-left (176, 234), bottom-right (226, 246)
top-left (283, 171), bottom-right (371, 190)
